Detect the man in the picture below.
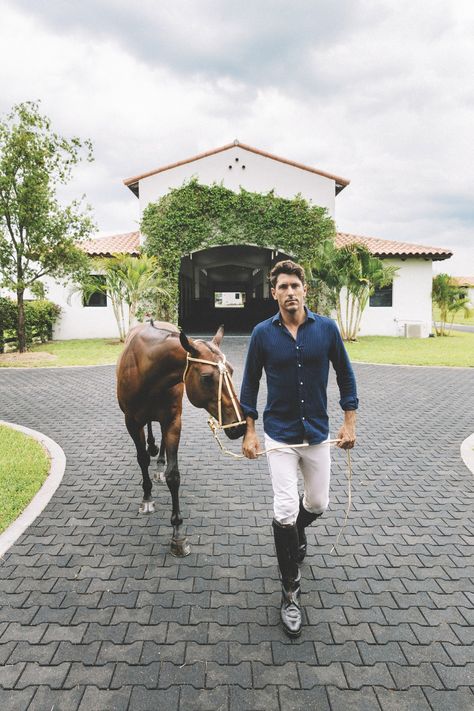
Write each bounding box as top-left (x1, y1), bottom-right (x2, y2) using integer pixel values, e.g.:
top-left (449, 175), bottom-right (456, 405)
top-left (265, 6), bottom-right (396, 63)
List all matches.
top-left (240, 260), bottom-right (358, 637)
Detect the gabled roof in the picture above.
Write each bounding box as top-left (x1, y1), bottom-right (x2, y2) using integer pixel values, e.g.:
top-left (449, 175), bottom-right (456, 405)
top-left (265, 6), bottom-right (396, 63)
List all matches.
top-left (82, 230), bottom-right (452, 262)
top-left (335, 232), bottom-right (452, 261)
top-left (123, 140), bottom-right (350, 197)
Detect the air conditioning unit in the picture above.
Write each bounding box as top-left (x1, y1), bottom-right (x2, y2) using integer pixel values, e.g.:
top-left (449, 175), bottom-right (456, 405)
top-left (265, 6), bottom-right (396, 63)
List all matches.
top-left (404, 323), bottom-right (423, 338)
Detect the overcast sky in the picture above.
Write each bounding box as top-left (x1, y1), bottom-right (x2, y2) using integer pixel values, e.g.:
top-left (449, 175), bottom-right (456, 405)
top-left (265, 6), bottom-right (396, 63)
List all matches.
top-left (1, 0), bottom-right (473, 275)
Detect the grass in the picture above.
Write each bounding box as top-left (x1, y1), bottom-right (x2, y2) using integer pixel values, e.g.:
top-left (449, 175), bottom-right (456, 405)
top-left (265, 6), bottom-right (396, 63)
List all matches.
top-left (0, 338), bottom-right (124, 368)
top-left (0, 425), bottom-right (50, 534)
top-left (432, 305), bottom-right (474, 327)
top-left (345, 331), bottom-right (474, 367)
top-left (0, 330), bottom-right (473, 368)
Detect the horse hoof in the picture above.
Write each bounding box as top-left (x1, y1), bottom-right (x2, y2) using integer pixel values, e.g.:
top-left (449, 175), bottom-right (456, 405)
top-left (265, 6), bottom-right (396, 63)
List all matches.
top-left (139, 500), bottom-right (155, 514)
top-left (153, 471), bottom-right (166, 484)
top-left (170, 537), bottom-right (191, 557)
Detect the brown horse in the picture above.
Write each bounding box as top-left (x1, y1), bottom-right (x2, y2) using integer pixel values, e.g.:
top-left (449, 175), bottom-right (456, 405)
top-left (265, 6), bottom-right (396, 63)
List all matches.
top-left (116, 320), bottom-right (246, 556)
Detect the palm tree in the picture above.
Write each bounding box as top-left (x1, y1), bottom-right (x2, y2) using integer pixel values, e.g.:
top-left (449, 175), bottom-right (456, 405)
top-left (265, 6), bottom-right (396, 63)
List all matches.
top-left (432, 274), bottom-right (472, 336)
top-left (71, 253), bottom-right (170, 341)
top-left (308, 241), bottom-right (398, 341)
top-left (111, 254), bottom-right (170, 330)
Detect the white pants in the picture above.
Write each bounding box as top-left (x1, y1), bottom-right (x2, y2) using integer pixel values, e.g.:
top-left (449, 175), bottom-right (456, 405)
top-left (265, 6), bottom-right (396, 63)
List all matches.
top-left (265, 433), bottom-right (331, 525)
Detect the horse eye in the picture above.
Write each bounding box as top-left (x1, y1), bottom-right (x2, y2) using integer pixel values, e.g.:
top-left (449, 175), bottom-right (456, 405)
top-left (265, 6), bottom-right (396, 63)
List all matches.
top-left (200, 373), bottom-right (214, 385)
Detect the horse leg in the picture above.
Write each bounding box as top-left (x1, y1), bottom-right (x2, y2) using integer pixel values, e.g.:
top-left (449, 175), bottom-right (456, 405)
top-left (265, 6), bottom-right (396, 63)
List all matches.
top-left (163, 417), bottom-right (190, 557)
top-left (126, 416), bottom-right (155, 514)
top-left (153, 429), bottom-right (167, 484)
top-left (146, 422), bottom-right (159, 456)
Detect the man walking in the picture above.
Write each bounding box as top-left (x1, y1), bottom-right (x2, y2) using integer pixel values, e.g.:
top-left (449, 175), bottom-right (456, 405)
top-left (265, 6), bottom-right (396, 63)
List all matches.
top-left (240, 260), bottom-right (358, 637)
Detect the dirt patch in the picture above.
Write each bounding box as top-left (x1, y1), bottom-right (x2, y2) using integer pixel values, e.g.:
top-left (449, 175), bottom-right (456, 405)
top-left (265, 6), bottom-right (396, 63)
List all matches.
top-left (0, 351), bottom-right (58, 366)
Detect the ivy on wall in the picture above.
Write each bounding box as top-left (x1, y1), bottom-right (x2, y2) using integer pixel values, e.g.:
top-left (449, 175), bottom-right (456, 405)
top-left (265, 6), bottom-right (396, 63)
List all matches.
top-left (141, 179), bottom-right (336, 321)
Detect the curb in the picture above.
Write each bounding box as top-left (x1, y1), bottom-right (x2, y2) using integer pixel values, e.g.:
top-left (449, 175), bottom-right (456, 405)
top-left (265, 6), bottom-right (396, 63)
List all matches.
top-left (461, 433), bottom-right (474, 476)
top-left (0, 421), bottom-right (66, 559)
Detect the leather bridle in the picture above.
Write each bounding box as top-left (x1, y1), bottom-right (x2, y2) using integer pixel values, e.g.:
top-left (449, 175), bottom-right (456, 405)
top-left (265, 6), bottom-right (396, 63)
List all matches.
top-left (182, 352), bottom-right (246, 430)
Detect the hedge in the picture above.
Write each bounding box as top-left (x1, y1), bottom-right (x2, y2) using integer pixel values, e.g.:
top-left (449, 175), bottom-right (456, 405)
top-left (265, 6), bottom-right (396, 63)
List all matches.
top-left (0, 297), bottom-right (61, 352)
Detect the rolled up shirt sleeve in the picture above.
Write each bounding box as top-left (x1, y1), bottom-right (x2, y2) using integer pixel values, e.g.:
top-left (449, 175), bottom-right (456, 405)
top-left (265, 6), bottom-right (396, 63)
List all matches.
top-left (240, 328), bottom-right (263, 420)
top-left (329, 324), bottom-right (359, 411)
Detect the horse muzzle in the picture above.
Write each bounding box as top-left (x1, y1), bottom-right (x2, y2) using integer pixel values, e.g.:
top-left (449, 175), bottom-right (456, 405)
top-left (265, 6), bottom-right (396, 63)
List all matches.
top-left (224, 422), bottom-right (247, 440)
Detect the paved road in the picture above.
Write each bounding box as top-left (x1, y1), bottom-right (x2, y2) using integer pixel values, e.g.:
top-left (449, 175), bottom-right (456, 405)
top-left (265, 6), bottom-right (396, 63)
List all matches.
top-left (433, 323), bottom-right (474, 333)
top-left (0, 338), bottom-right (474, 710)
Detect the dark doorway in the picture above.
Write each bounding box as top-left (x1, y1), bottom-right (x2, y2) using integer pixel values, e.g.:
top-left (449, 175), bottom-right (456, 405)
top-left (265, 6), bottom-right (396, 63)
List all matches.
top-left (179, 245), bottom-right (292, 332)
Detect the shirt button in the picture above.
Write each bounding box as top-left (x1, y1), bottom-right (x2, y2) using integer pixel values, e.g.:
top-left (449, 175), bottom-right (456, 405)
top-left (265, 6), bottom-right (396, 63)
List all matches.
top-left (300, 382), bottom-right (303, 385)
top-left (301, 399), bottom-right (304, 403)
top-left (302, 417), bottom-right (305, 420)
top-left (298, 364), bottom-right (302, 367)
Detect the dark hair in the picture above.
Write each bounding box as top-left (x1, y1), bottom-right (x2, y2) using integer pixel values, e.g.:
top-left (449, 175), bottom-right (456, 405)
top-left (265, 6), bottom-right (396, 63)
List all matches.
top-left (269, 260), bottom-right (306, 288)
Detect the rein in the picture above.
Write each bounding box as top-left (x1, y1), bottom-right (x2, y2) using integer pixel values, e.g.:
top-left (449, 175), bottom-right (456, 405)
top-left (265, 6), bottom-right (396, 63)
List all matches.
top-left (207, 417), bottom-right (353, 554)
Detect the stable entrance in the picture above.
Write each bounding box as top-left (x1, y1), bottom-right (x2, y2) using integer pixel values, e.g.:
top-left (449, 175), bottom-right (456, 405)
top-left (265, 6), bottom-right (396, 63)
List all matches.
top-left (179, 245), bottom-right (291, 332)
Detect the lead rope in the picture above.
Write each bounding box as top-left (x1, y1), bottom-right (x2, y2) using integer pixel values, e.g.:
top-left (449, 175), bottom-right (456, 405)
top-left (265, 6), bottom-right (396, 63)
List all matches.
top-left (208, 419), bottom-right (353, 554)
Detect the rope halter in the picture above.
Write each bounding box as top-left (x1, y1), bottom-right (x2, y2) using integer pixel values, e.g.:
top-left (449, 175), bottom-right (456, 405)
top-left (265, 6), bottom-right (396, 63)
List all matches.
top-left (182, 352), bottom-right (247, 430)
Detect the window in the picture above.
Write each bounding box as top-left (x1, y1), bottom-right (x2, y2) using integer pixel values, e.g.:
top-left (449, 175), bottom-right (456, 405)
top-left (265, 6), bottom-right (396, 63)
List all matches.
top-left (83, 275), bottom-right (107, 307)
top-left (370, 283), bottom-right (392, 307)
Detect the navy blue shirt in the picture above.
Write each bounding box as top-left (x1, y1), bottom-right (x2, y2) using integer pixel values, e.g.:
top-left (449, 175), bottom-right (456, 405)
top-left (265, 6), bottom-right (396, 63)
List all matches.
top-left (240, 308), bottom-right (358, 445)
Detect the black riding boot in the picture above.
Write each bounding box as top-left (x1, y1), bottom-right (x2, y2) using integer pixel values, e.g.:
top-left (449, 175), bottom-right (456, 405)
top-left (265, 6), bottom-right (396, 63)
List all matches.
top-left (272, 519), bottom-right (302, 638)
top-left (296, 497), bottom-right (322, 564)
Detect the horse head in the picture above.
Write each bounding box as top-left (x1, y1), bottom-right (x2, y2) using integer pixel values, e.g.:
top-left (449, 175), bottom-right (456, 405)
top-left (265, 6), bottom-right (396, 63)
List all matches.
top-left (180, 325), bottom-right (247, 440)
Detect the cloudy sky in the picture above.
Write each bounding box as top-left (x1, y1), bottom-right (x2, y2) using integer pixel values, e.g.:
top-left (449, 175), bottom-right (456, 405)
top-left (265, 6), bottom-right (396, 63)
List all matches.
top-left (1, 0), bottom-right (473, 274)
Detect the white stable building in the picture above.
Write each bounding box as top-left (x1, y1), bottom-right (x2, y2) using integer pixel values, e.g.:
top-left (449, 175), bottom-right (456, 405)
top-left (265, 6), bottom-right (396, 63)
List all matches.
top-left (46, 141), bottom-right (452, 339)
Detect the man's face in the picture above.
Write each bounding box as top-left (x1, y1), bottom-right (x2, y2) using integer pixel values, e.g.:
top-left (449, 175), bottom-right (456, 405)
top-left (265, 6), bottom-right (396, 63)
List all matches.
top-left (271, 273), bottom-right (307, 314)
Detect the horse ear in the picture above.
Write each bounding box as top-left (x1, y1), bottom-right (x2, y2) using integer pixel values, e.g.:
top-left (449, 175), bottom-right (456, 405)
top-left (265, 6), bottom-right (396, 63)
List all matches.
top-left (180, 331), bottom-right (199, 357)
top-left (212, 324), bottom-right (224, 347)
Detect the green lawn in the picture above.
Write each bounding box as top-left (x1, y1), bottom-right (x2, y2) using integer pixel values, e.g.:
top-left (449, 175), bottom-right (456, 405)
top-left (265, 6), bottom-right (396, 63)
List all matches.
top-left (0, 425), bottom-right (50, 534)
top-left (432, 305), bottom-right (474, 327)
top-left (346, 331), bottom-right (474, 367)
top-left (0, 331), bottom-right (473, 368)
top-left (0, 338), bottom-right (124, 367)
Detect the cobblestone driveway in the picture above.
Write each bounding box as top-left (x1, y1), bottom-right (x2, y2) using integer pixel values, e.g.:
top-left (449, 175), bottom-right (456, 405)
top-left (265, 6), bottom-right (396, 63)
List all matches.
top-left (1, 336), bottom-right (473, 710)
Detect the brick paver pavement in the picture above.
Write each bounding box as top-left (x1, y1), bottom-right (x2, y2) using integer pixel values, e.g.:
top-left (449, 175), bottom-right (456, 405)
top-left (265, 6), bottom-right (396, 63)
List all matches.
top-left (0, 336), bottom-right (473, 710)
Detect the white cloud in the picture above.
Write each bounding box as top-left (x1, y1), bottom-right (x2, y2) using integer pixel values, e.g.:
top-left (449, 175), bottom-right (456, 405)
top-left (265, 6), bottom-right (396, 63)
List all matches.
top-left (0, 0), bottom-right (472, 275)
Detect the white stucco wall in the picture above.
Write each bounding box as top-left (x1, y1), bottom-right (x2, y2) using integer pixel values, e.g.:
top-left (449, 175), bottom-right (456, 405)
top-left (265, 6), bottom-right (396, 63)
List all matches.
top-left (44, 277), bottom-right (126, 340)
top-left (137, 146), bottom-right (337, 223)
top-left (358, 258), bottom-right (434, 337)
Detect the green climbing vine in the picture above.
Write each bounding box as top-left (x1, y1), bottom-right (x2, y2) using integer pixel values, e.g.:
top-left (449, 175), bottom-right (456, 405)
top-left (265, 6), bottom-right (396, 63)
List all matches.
top-left (141, 179), bottom-right (336, 321)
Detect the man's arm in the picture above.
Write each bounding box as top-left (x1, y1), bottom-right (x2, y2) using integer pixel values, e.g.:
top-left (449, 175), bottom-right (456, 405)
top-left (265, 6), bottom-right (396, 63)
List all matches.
top-left (337, 409), bottom-right (356, 449)
top-left (329, 325), bottom-right (358, 449)
top-left (239, 329), bottom-right (263, 459)
top-left (242, 415), bottom-right (260, 459)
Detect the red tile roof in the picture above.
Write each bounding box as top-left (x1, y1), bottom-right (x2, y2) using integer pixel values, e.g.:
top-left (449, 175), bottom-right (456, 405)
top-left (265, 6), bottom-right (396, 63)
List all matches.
top-left (335, 232), bottom-right (452, 261)
top-left (450, 276), bottom-right (474, 287)
top-left (82, 230), bottom-right (452, 262)
top-left (123, 140), bottom-right (350, 196)
top-left (82, 231), bottom-right (140, 256)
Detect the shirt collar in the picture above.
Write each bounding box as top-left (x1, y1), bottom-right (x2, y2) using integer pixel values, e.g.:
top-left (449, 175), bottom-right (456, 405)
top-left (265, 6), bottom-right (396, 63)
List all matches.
top-left (272, 306), bottom-right (316, 325)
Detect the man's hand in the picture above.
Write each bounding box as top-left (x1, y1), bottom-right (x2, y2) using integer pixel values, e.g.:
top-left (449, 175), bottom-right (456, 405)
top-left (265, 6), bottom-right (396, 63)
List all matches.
top-left (242, 417), bottom-right (260, 459)
top-left (337, 410), bottom-right (357, 450)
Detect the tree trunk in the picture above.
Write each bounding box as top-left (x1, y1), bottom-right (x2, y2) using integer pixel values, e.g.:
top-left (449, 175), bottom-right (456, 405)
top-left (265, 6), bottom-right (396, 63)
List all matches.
top-left (17, 287), bottom-right (27, 352)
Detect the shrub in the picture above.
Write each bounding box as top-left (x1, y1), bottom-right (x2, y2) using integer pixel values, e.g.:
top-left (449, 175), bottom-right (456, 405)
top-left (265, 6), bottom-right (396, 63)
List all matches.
top-left (24, 300), bottom-right (61, 343)
top-left (0, 297), bottom-right (61, 351)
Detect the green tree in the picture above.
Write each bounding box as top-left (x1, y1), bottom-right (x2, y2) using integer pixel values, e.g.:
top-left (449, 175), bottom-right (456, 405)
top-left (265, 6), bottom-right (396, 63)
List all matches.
top-left (308, 240), bottom-right (398, 340)
top-left (432, 273), bottom-right (472, 336)
top-left (0, 101), bottom-right (94, 351)
top-left (74, 253), bottom-right (170, 341)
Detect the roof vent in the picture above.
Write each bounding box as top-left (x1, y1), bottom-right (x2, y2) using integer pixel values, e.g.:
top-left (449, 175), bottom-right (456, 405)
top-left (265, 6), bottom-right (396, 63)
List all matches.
top-left (233, 139), bottom-right (239, 146)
